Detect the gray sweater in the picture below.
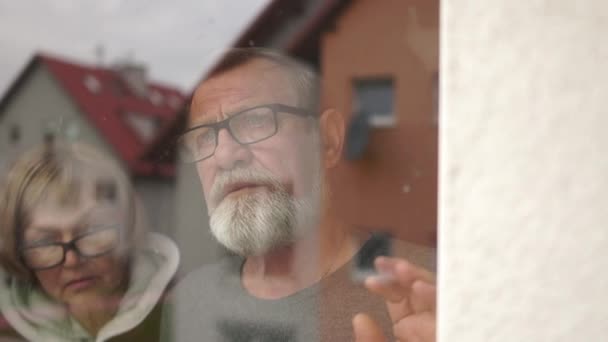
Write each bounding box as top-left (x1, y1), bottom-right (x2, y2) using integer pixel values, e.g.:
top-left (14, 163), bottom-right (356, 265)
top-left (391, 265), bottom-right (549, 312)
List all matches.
top-left (161, 238), bottom-right (407, 342)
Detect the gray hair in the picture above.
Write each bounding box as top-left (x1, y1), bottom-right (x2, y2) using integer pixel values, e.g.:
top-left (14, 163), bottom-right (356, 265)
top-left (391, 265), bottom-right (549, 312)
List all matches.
top-left (206, 47), bottom-right (321, 114)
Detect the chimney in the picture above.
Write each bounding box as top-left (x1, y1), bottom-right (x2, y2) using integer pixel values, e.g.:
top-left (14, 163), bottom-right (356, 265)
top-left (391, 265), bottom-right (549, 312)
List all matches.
top-left (95, 44), bottom-right (105, 67)
top-left (114, 61), bottom-right (148, 97)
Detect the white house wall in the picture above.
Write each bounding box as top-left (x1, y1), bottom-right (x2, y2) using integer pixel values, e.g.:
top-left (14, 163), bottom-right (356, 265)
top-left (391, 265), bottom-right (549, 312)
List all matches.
top-left (0, 65), bottom-right (119, 168)
top-left (0, 64), bottom-right (176, 241)
top-left (440, 1), bottom-right (608, 340)
top-left (133, 177), bottom-right (176, 236)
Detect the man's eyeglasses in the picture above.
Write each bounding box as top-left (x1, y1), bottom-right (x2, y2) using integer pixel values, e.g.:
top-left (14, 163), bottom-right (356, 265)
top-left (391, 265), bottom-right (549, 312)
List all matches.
top-left (20, 227), bottom-right (120, 270)
top-left (178, 103), bottom-right (313, 163)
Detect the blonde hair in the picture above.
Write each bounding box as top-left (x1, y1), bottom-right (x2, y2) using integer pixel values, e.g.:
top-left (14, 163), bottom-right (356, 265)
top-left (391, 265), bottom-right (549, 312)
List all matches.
top-left (0, 142), bottom-right (145, 281)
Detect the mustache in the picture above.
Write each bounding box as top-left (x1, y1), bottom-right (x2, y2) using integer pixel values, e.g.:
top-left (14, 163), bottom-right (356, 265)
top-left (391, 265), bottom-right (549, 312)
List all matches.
top-left (209, 168), bottom-right (285, 205)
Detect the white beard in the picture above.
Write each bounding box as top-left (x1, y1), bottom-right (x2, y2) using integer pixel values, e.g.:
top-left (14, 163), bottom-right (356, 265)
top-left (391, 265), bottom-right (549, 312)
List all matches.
top-left (208, 167), bottom-right (321, 256)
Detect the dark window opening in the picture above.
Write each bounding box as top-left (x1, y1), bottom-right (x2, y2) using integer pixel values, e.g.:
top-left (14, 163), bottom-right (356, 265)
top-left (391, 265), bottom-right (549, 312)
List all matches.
top-left (9, 125), bottom-right (20, 144)
top-left (96, 180), bottom-right (117, 203)
top-left (43, 132), bottom-right (54, 145)
top-left (353, 78), bottom-right (395, 127)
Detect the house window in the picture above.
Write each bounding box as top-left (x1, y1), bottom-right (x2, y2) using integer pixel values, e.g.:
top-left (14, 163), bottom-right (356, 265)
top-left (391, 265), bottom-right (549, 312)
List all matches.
top-left (168, 95), bottom-right (182, 109)
top-left (9, 125), bottom-right (20, 144)
top-left (96, 179), bottom-right (117, 203)
top-left (84, 74), bottom-right (101, 93)
top-left (43, 132), bottom-right (55, 144)
top-left (149, 90), bottom-right (164, 106)
top-left (65, 120), bottom-right (81, 141)
top-left (124, 112), bottom-right (160, 142)
top-left (43, 119), bottom-right (59, 144)
top-left (353, 78), bottom-right (395, 127)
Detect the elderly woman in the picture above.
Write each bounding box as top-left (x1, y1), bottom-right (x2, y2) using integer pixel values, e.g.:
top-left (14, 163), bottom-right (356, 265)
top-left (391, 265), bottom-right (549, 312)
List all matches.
top-left (0, 143), bottom-right (179, 341)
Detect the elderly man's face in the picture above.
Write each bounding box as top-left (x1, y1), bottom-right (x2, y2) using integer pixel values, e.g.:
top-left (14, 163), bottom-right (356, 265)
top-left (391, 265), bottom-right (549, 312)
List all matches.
top-left (189, 59), bottom-right (323, 255)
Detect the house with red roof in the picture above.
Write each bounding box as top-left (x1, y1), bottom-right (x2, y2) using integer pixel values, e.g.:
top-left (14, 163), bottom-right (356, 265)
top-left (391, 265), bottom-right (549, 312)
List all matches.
top-left (159, 0), bottom-right (439, 273)
top-left (0, 52), bottom-right (186, 235)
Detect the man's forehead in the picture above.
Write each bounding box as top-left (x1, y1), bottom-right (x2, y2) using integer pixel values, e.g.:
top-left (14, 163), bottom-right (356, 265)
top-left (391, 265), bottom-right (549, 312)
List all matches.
top-left (190, 86), bottom-right (255, 120)
top-left (189, 60), bottom-right (298, 124)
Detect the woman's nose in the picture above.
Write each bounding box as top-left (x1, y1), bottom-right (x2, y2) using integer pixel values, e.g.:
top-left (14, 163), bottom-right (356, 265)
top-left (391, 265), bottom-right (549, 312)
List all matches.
top-left (62, 248), bottom-right (82, 268)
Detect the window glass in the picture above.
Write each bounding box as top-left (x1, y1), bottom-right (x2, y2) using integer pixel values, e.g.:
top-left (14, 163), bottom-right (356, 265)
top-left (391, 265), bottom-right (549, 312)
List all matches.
top-left (9, 124), bottom-right (20, 144)
top-left (354, 78), bottom-right (396, 127)
top-left (0, 2), bottom-right (438, 341)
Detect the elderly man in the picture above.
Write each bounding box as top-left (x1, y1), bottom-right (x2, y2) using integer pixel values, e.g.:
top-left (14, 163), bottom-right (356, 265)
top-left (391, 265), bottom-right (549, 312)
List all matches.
top-left (163, 48), bottom-right (436, 342)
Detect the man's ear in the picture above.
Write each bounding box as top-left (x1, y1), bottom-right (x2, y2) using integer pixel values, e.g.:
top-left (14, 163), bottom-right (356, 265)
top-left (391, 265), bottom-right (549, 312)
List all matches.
top-left (319, 108), bottom-right (345, 168)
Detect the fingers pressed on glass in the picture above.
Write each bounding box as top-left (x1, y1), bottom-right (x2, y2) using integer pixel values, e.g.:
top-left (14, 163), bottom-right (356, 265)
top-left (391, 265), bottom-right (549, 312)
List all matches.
top-left (352, 313), bottom-right (388, 342)
top-left (411, 280), bottom-right (437, 313)
top-left (393, 312), bottom-right (436, 342)
top-left (375, 256), bottom-right (435, 284)
top-left (365, 273), bottom-right (408, 303)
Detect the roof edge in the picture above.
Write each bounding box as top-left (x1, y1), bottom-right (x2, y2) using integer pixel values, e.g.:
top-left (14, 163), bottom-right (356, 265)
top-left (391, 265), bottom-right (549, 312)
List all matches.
top-left (0, 54), bottom-right (43, 119)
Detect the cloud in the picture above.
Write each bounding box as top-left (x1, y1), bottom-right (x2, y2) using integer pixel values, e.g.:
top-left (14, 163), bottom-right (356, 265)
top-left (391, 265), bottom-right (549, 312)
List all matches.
top-left (0, 0), bottom-right (269, 94)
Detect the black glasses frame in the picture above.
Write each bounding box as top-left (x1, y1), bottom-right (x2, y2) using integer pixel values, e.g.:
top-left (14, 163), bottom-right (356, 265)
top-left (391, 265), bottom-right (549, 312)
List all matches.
top-left (19, 227), bottom-right (119, 271)
top-left (179, 103), bottom-right (313, 163)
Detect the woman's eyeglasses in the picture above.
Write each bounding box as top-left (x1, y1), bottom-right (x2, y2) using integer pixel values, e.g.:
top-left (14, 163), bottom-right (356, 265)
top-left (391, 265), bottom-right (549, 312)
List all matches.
top-left (20, 227), bottom-right (120, 270)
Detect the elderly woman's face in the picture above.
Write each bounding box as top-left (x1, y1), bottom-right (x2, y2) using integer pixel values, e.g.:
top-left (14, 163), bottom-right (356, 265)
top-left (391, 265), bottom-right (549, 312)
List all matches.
top-left (21, 193), bottom-right (128, 306)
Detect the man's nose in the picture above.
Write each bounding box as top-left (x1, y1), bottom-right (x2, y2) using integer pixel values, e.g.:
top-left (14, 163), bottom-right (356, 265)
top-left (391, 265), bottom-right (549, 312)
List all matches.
top-left (213, 128), bottom-right (252, 170)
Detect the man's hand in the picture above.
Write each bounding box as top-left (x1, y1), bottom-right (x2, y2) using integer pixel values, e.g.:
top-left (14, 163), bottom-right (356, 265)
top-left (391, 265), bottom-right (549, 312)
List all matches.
top-left (353, 256), bottom-right (436, 342)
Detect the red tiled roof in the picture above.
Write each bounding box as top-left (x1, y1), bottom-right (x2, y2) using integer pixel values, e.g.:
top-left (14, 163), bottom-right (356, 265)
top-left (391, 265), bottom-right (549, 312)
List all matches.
top-left (37, 53), bottom-right (185, 177)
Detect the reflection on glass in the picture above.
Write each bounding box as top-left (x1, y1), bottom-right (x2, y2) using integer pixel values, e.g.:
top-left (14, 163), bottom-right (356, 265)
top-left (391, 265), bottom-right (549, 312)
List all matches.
top-left (0, 143), bottom-right (179, 341)
top-left (0, 1), bottom-right (439, 341)
top-left (166, 45), bottom-right (437, 342)
top-left (21, 227), bottom-right (120, 270)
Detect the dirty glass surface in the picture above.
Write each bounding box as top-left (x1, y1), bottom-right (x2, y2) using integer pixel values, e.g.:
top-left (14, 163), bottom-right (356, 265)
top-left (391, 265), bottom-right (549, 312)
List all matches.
top-left (0, 1), bottom-right (438, 341)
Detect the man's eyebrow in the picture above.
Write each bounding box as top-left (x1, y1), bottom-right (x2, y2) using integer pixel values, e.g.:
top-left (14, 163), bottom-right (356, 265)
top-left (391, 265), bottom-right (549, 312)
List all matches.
top-left (188, 115), bottom-right (216, 127)
top-left (189, 104), bottom-right (264, 127)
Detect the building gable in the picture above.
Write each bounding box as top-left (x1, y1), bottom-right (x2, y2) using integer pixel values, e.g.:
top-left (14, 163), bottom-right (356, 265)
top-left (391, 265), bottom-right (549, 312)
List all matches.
top-left (0, 53), bottom-right (185, 177)
top-left (0, 62), bottom-right (120, 169)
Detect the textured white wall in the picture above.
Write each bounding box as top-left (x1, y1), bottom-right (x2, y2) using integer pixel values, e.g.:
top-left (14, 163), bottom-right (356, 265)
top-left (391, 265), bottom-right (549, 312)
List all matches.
top-left (440, 1), bottom-right (608, 341)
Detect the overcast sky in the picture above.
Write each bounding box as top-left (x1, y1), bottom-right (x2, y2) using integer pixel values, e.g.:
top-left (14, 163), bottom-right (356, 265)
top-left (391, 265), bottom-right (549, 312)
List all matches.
top-left (0, 0), bottom-right (269, 95)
